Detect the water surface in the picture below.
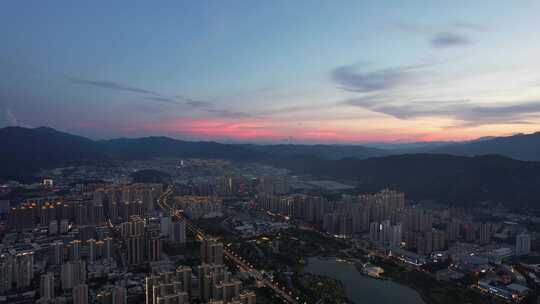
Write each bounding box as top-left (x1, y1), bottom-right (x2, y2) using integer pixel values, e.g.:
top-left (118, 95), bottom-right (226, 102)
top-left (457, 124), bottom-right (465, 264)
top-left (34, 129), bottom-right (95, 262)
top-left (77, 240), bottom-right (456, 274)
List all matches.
top-left (305, 257), bottom-right (425, 304)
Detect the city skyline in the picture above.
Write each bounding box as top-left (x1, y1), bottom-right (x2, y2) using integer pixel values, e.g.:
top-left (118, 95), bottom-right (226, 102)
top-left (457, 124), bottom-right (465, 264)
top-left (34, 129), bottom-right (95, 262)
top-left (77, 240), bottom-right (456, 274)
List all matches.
top-left (2, 1), bottom-right (540, 143)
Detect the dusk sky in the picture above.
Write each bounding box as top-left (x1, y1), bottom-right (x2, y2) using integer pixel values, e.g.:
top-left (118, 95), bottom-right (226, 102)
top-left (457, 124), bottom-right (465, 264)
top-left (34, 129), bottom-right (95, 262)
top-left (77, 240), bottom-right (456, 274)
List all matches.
top-left (2, 1), bottom-right (540, 143)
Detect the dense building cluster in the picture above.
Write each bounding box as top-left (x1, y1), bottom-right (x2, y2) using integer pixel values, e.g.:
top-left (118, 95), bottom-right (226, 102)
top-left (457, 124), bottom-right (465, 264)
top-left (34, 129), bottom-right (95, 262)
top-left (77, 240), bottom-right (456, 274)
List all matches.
top-left (1, 156), bottom-right (538, 304)
top-left (255, 189), bottom-right (532, 259)
top-left (0, 180), bottom-right (255, 304)
top-left (173, 196), bottom-right (223, 220)
top-left (145, 239), bottom-right (255, 304)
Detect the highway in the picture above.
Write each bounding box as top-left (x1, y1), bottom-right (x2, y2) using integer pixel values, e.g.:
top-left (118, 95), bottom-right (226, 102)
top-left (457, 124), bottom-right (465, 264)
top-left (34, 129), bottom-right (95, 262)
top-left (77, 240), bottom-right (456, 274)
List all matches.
top-left (157, 188), bottom-right (299, 304)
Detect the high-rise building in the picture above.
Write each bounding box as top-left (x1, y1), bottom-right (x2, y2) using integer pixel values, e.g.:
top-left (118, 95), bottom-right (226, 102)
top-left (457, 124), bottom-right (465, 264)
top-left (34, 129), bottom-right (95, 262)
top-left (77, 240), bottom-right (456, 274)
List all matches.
top-left (479, 223), bottom-right (492, 245)
top-left (89, 204), bottom-right (105, 224)
top-left (160, 217), bottom-right (171, 237)
top-left (337, 214), bottom-right (353, 237)
top-left (200, 238), bottom-right (223, 265)
top-left (145, 275), bottom-right (160, 304)
top-left (142, 188), bottom-right (154, 214)
top-left (516, 233), bottom-right (531, 256)
top-left (369, 222), bottom-right (379, 242)
top-left (169, 220), bottom-right (186, 244)
top-left (323, 213), bottom-right (339, 235)
top-left (128, 236), bottom-right (145, 265)
top-left (358, 189), bottom-right (405, 223)
top-left (73, 283), bottom-right (89, 304)
top-left (74, 203), bottom-right (88, 226)
top-left (59, 219), bottom-right (70, 234)
top-left (103, 237), bottom-right (113, 261)
top-left (14, 252), bottom-right (33, 289)
top-left (0, 254), bottom-right (13, 293)
top-left (120, 222), bottom-right (132, 239)
top-left (87, 239), bottom-right (96, 263)
top-left (50, 241), bottom-right (64, 265)
top-left (146, 265), bottom-right (252, 304)
top-left (236, 291), bottom-right (257, 304)
top-left (79, 225), bottom-right (96, 243)
top-left (389, 223), bottom-right (402, 248)
top-left (40, 272), bottom-right (55, 301)
top-left (432, 231), bottom-right (446, 252)
top-left (464, 223), bottom-right (475, 242)
top-left (213, 279), bottom-right (242, 302)
top-left (147, 238), bottom-right (163, 262)
top-left (112, 286), bottom-right (127, 304)
top-left (69, 240), bottom-right (82, 261)
top-left (61, 260), bottom-right (86, 290)
top-left (95, 240), bottom-right (104, 260)
top-left (49, 220), bottom-right (58, 235)
top-left (379, 220), bottom-right (391, 244)
top-left (445, 221), bottom-right (460, 242)
top-left (175, 266), bottom-right (192, 297)
top-left (416, 235), bottom-right (426, 256)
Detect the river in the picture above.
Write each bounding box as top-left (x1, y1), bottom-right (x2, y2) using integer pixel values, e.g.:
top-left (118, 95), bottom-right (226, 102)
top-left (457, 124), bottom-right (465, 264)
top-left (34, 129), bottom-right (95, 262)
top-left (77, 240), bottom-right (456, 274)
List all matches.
top-left (304, 257), bottom-right (426, 304)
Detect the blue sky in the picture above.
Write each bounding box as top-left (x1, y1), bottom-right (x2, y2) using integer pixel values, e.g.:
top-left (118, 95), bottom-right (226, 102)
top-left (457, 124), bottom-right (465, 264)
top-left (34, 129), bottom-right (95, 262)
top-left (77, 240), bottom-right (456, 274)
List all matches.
top-left (1, 1), bottom-right (540, 142)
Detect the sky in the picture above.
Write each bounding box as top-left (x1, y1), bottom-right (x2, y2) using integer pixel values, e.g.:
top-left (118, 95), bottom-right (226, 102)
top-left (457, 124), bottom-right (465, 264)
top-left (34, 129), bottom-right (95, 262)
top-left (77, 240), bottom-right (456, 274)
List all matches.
top-left (1, 1), bottom-right (540, 143)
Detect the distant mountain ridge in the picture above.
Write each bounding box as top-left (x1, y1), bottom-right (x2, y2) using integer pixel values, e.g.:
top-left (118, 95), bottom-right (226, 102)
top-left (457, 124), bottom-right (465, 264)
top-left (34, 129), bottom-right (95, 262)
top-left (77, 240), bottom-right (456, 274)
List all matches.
top-left (0, 126), bottom-right (266, 179)
top-left (3, 127), bottom-right (540, 179)
top-left (0, 126), bottom-right (105, 179)
top-left (423, 132), bottom-right (540, 160)
top-left (3, 126), bottom-right (540, 208)
top-left (270, 153), bottom-right (540, 207)
top-left (240, 143), bottom-right (387, 160)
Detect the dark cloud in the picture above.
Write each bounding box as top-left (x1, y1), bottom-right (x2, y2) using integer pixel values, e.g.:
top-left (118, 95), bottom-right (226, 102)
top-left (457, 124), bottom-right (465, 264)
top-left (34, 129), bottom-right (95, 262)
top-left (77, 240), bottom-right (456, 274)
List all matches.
top-left (259, 103), bottom-right (338, 115)
top-left (176, 95), bottom-right (213, 108)
top-left (142, 95), bottom-right (214, 108)
top-left (430, 32), bottom-right (471, 48)
top-left (331, 63), bottom-right (436, 93)
top-left (345, 97), bottom-right (540, 126)
top-left (71, 78), bottom-right (160, 96)
top-left (394, 21), bottom-right (478, 49)
top-left (71, 78), bottom-right (218, 109)
top-left (70, 78), bottom-right (253, 119)
top-left (332, 65), bottom-right (413, 93)
top-left (186, 100), bottom-right (211, 108)
top-left (145, 97), bottom-right (182, 104)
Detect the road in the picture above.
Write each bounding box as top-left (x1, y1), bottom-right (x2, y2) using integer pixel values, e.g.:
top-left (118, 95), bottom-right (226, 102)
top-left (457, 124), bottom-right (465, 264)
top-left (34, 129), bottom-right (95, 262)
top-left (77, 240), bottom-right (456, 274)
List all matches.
top-left (157, 188), bottom-right (299, 304)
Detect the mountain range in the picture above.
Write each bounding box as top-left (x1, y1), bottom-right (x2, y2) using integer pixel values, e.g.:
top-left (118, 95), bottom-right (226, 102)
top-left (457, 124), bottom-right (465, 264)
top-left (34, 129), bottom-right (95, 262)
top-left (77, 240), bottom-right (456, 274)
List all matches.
top-left (0, 126), bottom-right (265, 179)
top-left (3, 126), bottom-right (540, 208)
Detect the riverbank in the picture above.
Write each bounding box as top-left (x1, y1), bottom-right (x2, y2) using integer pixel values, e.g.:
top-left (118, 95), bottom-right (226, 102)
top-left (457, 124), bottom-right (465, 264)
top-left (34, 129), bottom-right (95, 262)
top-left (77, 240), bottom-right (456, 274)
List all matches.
top-left (372, 258), bottom-right (500, 304)
top-left (304, 257), bottom-right (426, 304)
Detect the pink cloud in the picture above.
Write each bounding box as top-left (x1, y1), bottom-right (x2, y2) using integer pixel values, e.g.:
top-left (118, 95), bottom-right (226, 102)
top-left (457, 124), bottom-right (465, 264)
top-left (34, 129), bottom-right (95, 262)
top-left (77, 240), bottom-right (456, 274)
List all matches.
top-left (141, 118), bottom-right (432, 143)
top-left (71, 117), bottom-right (497, 143)
top-left (143, 118), bottom-right (284, 140)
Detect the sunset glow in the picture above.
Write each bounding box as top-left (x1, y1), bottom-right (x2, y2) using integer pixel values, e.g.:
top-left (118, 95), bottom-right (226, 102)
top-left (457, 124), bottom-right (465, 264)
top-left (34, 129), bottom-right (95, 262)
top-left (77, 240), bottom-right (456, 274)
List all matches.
top-left (2, 1), bottom-right (540, 143)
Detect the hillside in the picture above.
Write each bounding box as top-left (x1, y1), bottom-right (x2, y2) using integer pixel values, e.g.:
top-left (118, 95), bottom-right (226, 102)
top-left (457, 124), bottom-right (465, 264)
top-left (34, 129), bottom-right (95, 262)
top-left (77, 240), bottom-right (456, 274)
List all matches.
top-left (242, 143), bottom-right (387, 160)
top-left (0, 127), bottom-right (266, 180)
top-left (424, 132), bottom-right (540, 161)
top-left (272, 153), bottom-right (540, 207)
top-left (99, 137), bottom-right (265, 161)
top-left (0, 126), bottom-right (105, 178)
top-left (3, 126), bottom-right (540, 208)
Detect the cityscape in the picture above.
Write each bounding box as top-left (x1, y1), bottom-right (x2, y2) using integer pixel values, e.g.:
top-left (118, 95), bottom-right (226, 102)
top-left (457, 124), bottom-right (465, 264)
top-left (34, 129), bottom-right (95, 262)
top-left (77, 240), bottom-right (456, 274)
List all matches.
top-left (0, 156), bottom-right (538, 304)
top-left (2, 1), bottom-right (540, 304)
